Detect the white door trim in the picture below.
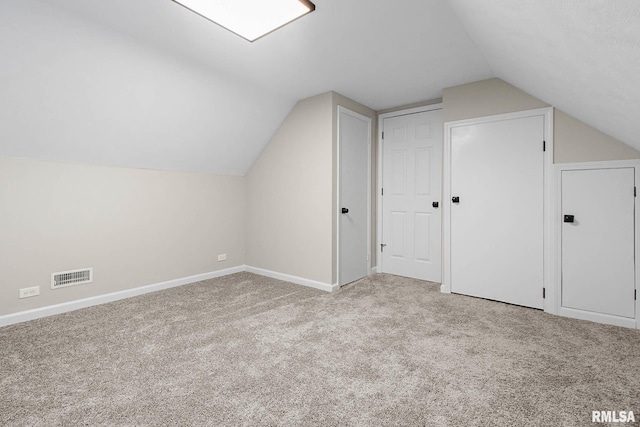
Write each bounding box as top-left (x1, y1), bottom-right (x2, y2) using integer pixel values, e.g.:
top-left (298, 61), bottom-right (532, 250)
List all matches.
top-left (376, 103), bottom-right (443, 274)
top-left (442, 107), bottom-right (556, 313)
top-left (337, 106), bottom-right (372, 286)
top-left (555, 159), bottom-right (639, 329)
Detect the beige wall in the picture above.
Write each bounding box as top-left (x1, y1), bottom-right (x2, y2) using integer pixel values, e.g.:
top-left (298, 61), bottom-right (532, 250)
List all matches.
top-left (245, 91), bottom-right (377, 286)
top-left (14, 77), bottom-right (634, 317)
top-left (331, 92), bottom-right (378, 283)
top-left (3, 89), bottom-right (375, 317)
top-left (246, 93), bottom-right (334, 284)
top-left (0, 157), bottom-right (245, 316)
top-left (554, 110), bottom-right (640, 163)
top-left (443, 78), bottom-right (639, 163)
top-left (443, 78), bottom-right (548, 122)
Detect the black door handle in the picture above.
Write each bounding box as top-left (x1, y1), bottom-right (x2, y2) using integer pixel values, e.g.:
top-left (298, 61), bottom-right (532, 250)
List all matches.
top-left (341, 208), bottom-right (349, 214)
top-left (564, 214), bottom-right (575, 223)
top-left (452, 196), bottom-right (460, 203)
top-left (432, 202), bottom-right (439, 208)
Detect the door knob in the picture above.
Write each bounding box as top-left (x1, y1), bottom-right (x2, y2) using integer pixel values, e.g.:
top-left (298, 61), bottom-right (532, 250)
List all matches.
top-left (564, 214), bottom-right (575, 223)
top-left (341, 208), bottom-right (349, 214)
top-left (452, 196), bottom-right (460, 203)
top-left (432, 202), bottom-right (439, 208)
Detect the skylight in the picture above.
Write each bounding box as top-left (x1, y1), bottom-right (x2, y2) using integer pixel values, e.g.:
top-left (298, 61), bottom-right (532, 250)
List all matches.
top-left (172, 0), bottom-right (316, 42)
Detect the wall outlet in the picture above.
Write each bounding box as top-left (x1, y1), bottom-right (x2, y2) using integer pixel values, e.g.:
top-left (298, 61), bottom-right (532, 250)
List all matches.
top-left (19, 286), bottom-right (40, 299)
top-left (217, 254), bottom-right (227, 262)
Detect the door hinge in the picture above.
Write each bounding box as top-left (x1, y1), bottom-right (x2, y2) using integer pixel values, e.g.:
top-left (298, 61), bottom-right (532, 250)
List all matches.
top-left (635, 186), bottom-right (637, 197)
top-left (543, 140), bottom-right (546, 152)
top-left (635, 289), bottom-right (637, 300)
top-left (382, 131), bottom-right (384, 140)
top-left (381, 188), bottom-right (384, 196)
top-left (380, 243), bottom-right (387, 252)
top-left (543, 288), bottom-right (546, 299)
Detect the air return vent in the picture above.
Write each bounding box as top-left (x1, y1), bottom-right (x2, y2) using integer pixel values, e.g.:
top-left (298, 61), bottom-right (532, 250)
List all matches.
top-left (51, 268), bottom-right (93, 289)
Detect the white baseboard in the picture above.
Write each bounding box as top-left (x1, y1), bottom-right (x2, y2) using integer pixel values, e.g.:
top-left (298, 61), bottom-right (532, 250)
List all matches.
top-left (0, 266), bottom-right (245, 328)
top-left (558, 307), bottom-right (637, 329)
top-left (370, 266), bottom-right (378, 275)
top-left (0, 265), bottom-right (339, 328)
top-left (244, 266), bottom-right (338, 293)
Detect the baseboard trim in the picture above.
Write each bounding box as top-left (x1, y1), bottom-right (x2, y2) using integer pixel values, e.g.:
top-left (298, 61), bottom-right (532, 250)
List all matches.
top-left (0, 265), bottom-right (337, 328)
top-left (244, 266), bottom-right (337, 293)
top-left (0, 266), bottom-right (245, 328)
top-left (559, 307), bottom-right (637, 329)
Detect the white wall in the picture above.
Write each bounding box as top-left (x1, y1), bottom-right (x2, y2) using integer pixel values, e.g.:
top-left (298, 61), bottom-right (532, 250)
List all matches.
top-left (0, 157), bottom-right (245, 316)
top-left (443, 78), bottom-right (640, 163)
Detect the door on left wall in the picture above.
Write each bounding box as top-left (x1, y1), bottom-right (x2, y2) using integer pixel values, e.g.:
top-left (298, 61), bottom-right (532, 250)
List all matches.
top-left (338, 107), bottom-right (371, 286)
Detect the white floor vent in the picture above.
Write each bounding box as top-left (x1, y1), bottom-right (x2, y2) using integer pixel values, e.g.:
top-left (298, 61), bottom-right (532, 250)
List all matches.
top-left (51, 268), bottom-right (93, 289)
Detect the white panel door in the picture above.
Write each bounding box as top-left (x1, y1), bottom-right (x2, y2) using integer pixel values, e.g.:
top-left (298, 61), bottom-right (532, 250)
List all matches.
top-left (561, 168), bottom-right (636, 318)
top-left (339, 108), bottom-right (370, 286)
top-left (382, 109), bottom-right (442, 281)
top-left (450, 115), bottom-right (544, 309)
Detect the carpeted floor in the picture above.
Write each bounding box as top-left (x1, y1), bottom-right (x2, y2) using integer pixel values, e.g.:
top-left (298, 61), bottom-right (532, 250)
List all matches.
top-left (1, 272), bottom-right (639, 426)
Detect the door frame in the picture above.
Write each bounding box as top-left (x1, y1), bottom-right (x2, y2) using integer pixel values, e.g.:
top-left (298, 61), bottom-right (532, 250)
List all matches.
top-left (554, 160), bottom-right (639, 329)
top-left (441, 107), bottom-right (556, 313)
top-left (337, 106), bottom-right (372, 286)
top-left (376, 103), bottom-right (444, 274)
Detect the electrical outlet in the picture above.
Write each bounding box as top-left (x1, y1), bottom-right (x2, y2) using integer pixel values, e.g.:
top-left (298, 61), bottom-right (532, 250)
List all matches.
top-left (217, 254), bottom-right (227, 262)
top-left (19, 286), bottom-right (40, 299)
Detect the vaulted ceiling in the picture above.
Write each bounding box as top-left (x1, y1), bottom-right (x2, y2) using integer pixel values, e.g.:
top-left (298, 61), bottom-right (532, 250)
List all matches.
top-left (1, 0), bottom-right (638, 174)
top-left (448, 0), bottom-right (640, 156)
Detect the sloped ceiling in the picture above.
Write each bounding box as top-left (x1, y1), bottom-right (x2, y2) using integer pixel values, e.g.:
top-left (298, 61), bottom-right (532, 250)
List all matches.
top-left (448, 0), bottom-right (640, 152)
top-left (3, 0), bottom-right (637, 174)
top-left (39, 0), bottom-right (493, 109)
top-left (0, 0), bottom-right (492, 174)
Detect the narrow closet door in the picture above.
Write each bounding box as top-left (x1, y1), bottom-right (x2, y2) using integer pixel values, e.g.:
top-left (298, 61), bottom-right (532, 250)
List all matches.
top-left (339, 107), bottom-right (371, 286)
top-left (561, 167), bottom-right (635, 319)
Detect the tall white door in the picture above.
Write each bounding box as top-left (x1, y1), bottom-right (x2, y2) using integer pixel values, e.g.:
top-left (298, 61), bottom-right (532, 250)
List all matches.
top-left (339, 108), bottom-right (370, 286)
top-left (561, 168), bottom-right (636, 319)
top-left (450, 115), bottom-right (544, 309)
top-left (382, 109), bottom-right (443, 282)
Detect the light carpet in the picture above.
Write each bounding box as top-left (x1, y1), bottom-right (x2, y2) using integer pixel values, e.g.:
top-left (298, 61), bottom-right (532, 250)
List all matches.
top-left (1, 272), bottom-right (639, 426)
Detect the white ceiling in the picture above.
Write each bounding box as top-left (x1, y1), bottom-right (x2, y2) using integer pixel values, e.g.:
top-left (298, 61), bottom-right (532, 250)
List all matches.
top-left (39, 0), bottom-right (494, 110)
top-left (1, 0), bottom-right (638, 174)
top-left (448, 0), bottom-right (640, 150)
